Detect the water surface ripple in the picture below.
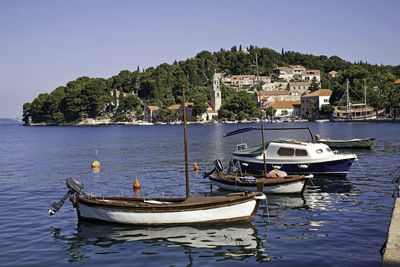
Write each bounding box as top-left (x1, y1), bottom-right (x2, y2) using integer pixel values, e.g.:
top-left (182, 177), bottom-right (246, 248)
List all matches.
top-left (0, 122), bottom-right (398, 266)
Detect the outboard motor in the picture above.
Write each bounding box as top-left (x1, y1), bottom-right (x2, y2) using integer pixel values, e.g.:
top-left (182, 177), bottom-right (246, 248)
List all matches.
top-left (49, 177), bottom-right (83, 216)
top-left (203, 159), bottom-right (223, 178)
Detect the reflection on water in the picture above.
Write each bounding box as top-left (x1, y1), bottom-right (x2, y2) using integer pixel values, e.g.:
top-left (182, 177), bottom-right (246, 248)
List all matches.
top-left (1, 122), bottom-right (397, 266)
top-left (50, 222), bottom-right (270, 263)
top-left (308, 175), bottom-right (354, 194)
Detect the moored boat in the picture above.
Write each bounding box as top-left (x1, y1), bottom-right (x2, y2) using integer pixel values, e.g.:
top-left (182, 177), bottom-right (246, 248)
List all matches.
top-left (315, 137), bottom-right (375, 149)
top-left (208, 173), bottom-right (310, 194)
top-left (232, 139), bottom-right (357, 176)
top-left (204, 160), bottom-right (311, 194)
top-left (71, 182), bottom-right (264, 225)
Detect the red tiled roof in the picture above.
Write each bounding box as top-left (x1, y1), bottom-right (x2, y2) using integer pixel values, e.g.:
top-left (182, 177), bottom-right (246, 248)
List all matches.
top-left (270, 101), bottom-right (301, 109)
top-left (274, 67), bottom-right (291, 71)
top-left (394, 79), bottom-right (400, 85)
top-left (289, 81), bottom-right (311, 86)
top-left (302, 89), bottom-right (332, 97)
top-left (147, 106), bottom-right (160, 111)
top-left (168, 104), bottom-right (180, 110)
top-left (231, 75), bottom-right (256, 80)
top-left (256, 90), bottom-right (289, 96)
top-left (302, 70), bottom-right (320, 76)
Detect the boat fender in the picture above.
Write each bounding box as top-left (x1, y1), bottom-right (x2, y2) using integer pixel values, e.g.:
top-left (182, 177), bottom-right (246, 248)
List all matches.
top-left (298, 164), bottom-right (309, 169)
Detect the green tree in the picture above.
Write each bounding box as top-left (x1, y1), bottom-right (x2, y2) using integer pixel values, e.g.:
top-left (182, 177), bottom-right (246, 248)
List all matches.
top-left (264, 106), bottom-right (276, 117)
top-left (22, 102), bottom-right (31, 124)
top-left (118, 94), bottom-right (142, 112)
top-left (220, 91), bottom-right (258, 119)
top-left (320, 104), bottom-right (333, 117)
top-left (30, 93), bottom-right (50, 123)
top-left (309, 77), bottom-right (320, 92)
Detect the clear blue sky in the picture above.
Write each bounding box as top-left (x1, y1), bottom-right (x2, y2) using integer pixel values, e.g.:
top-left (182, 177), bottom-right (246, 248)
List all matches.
top-left (0, 0), bottom-right (399, 119)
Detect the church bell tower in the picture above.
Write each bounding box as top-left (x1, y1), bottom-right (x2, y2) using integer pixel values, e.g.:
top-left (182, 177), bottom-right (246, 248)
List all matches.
top-left (211, 72), bottom-right (221, 112)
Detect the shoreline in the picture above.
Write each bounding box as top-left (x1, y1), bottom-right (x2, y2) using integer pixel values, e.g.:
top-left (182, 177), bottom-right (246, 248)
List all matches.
top-left (25, 117), bottom-right (400, 126)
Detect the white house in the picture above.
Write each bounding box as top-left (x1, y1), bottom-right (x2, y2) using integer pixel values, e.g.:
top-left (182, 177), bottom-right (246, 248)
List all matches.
top-left (300, 89), bottom-right (332, 118)
top-left (273, 67), bottom-right (294, 81)
top-left (301, 70), bottom-right (321, 82)
top-left (265, 101), bottom-right (301, 117)
top-left (289, 65), bottom-right (306, 79)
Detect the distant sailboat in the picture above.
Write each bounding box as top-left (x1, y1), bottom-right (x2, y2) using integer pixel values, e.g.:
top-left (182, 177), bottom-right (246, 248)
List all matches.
top-left (335, 79), bottom-right (376, 120)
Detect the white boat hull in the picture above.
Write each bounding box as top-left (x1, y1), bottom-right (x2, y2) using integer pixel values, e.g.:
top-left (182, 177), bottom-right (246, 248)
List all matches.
top-left (76, 198), bottom-right (263, 225)
top-left (210, 179), bottom-right (307, 194)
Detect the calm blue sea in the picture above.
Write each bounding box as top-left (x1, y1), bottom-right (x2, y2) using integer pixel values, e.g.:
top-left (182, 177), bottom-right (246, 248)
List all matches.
top-left (0, 122), bottom-right (399, 266)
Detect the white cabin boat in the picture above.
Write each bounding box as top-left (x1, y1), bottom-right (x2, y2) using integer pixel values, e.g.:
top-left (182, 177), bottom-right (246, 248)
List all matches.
top-left (232, 139), bottom-right (357, 176)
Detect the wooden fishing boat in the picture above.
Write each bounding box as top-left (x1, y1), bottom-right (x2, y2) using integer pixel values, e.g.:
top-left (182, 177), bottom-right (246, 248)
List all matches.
top-left (208, 173), bottom-right (310, 194)
top-left (49, 86), bottom-right (266, 225)
top-left (204, 160), bottom-right (311, 194)
top-left (70, 188), bottom-right (264, 225)
top-left (315, 137), bottom-right (375, 149)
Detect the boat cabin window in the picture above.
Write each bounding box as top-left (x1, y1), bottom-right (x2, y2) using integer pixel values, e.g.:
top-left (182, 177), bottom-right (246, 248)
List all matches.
top-left (277, 147), bottom-right (294, 156)
top-left (295, 149), bottom-right (308, 156)
top-left (316, 149), bottom-right (323, 154)
top-left (326, 148), bottom-right (331, 152)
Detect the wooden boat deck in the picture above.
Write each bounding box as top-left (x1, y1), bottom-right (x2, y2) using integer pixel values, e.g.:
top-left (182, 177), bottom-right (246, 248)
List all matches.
top-left (76, 192), bottom-right (262, 212)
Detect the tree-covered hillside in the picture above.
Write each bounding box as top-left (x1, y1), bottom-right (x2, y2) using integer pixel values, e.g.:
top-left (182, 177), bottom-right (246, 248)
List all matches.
top-left (23, 45), bottom-right (400, 124)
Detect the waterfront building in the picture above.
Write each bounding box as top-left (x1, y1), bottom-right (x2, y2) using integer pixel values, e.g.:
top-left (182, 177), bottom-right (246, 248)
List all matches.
top-left (264, 101), bottom-right (301, 117)
top-left (144, 105), bottom-right (160, 122)
top-left (301, 89), bottom-right (332, 118)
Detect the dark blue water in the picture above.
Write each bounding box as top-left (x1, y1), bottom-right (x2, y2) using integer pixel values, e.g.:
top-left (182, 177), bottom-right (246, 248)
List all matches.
top-left (0, 122), bottom-right (399, 266)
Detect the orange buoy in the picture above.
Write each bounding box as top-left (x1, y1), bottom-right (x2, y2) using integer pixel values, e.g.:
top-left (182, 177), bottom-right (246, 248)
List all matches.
top-left (194, 162), bottom-right (199, 171)
top-left (133, 176), bottom-right (141, 189)
top-left (134, 187), bottom-right (140, 197)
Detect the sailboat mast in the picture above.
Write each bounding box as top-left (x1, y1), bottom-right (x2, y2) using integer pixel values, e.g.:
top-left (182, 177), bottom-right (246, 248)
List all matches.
top-left (364, 79), bottom-right (367, 118)
top-left (346, 79), bottom-right (350, 118)
top-left (182, 85), bottom-right (190, 198)
top-left (364, 79), bottom-right (367, 105)
top-left (255, 53), bottom-right (267, 177)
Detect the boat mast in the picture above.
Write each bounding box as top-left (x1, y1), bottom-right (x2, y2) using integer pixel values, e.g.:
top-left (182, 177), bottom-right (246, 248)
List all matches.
top-left (364, 79), bottom-right (367, 118)
top-left (182, 85), bottom-right (190, 198)
top-left (255, 52), bottom-right (268, 177)
top-left (346, 79), bottom-right (350, 119)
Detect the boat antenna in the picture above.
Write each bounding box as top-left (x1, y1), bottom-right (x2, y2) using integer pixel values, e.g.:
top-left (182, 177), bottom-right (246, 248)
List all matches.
top-left (182, 85), bottom-right (190, 198)
top-left (255, 52), bottom-right (268, 177)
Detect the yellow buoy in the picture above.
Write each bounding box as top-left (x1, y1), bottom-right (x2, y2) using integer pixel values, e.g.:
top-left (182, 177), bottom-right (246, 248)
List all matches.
top-left (134, 176), bottom-right (141, 189)
top-left (91, 160), bottom-right (100, 168)
top-left (194, 162), bottom-right (199, 171)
